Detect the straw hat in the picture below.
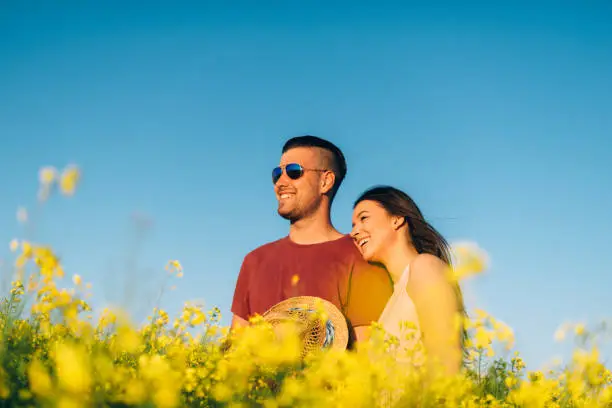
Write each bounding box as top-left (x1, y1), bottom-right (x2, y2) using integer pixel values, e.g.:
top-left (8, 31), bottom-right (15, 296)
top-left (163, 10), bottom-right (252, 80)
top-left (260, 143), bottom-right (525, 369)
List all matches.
top-left (262, 296), bottom-right (349, 357)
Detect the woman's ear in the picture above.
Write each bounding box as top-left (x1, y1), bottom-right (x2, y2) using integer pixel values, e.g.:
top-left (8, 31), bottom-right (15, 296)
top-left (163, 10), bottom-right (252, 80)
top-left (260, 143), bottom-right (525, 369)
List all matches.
top-left (392, 216), bottom-right (406, 230)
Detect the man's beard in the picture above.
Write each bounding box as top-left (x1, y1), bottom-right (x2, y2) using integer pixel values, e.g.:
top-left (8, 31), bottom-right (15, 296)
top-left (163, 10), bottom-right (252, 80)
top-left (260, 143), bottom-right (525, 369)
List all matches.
top-left (278, 205), bottom-right (301, 223)
top-left (278, 199), bottom-right (320, 224)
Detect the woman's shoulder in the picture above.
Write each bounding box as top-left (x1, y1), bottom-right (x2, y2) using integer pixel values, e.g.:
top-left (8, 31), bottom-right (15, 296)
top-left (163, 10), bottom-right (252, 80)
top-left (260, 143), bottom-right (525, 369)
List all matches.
top-left (405, 254), bottom-right (457, 307)
top-left (408, 253), bottom-right (452, 286)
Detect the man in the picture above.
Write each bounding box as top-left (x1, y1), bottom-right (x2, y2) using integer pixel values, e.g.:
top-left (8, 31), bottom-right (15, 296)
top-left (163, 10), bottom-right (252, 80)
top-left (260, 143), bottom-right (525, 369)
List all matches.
top-left (230, 135), bottom-right (393, 345)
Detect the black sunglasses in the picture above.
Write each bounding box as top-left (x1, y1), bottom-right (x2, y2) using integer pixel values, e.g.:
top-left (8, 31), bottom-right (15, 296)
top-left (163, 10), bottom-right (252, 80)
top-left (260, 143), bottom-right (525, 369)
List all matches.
top-left (272, 163), bottom-right (327, 184)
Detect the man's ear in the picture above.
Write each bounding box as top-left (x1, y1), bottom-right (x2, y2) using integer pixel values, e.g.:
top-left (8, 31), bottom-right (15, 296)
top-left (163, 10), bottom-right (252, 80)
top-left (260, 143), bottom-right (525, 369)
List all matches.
top-left (320, 171), bottom-right (336, 195)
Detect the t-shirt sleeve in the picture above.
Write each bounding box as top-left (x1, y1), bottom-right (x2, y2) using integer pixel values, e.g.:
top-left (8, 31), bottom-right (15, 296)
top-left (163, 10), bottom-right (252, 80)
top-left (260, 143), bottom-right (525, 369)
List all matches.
top-left (230, 254), bottom-right (252, 320)
top-left (344, 258), bottom-right (393, 327)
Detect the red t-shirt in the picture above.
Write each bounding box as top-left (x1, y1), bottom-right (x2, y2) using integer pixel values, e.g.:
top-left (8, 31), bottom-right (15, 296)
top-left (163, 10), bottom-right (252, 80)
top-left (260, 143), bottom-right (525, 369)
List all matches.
top-left (231, 235), bottom-right (393, 337)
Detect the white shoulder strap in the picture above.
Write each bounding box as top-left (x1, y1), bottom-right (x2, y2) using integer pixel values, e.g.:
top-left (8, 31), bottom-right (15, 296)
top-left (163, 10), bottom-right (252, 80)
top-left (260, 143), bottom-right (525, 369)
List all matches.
top-left (398, 264), bottom-right (411, 287)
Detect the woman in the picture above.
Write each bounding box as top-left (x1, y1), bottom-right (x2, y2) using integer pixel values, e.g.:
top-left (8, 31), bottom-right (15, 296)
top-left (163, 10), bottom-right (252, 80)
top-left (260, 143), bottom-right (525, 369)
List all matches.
top-left (350, 185), bottom-right (466, 376)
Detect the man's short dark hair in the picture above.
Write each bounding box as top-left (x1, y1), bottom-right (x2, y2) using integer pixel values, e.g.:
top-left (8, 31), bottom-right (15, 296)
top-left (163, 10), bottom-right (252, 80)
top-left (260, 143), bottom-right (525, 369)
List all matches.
top-left (282, 135), bottom-right (347, 201)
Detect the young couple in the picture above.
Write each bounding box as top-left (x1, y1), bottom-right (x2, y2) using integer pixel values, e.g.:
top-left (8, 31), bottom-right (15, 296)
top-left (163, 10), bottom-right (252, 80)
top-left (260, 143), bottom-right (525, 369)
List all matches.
top-left (230, 135), bottom-right (466, 375)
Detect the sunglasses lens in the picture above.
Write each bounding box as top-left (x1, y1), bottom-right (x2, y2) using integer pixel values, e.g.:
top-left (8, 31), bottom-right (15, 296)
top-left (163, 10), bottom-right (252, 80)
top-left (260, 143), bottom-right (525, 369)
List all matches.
top-left (272, 163), bottom-right (304, 183)
top-left (285, 163), bottom-right (303, 179)
top-left (272, 167), bottom-right (282, 184)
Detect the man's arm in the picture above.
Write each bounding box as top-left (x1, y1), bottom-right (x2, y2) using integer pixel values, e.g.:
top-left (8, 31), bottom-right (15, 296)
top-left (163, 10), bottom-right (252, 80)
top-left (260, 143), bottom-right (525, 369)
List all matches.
top-left (229, 255), bottom-right (253, 331)
top-left (344, 259), bottom-right (393, 346)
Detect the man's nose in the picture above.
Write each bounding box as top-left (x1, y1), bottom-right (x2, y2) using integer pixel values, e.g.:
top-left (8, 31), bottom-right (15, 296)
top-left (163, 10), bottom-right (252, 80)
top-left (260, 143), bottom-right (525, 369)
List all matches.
top-left (274, 167), bottom-right (291, 186)
top-left (275, 175), bottom-right (290, 188)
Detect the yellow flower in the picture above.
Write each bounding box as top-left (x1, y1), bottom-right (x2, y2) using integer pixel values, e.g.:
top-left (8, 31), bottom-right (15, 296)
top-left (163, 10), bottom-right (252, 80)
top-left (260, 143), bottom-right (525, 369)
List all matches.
top-left (114, 326), bottom-right (142, 354)
top-left (512, 356), bottom-right (526, 372)
top-left (529, 371), bottom-right (543, 382)
top-left (54, 343), bottom-right (91, 394)
top-left (22, 240), bottom-right (32, 256)
top-left (473, 327), bottom-right (492, 349)
top-left (27, 359), bottom-right (53, 397)
top-left (38, 166), bottom-right (58, 201)
top-left (123, 379), bottom-right (147, 405)
top-left (39, 166), bottom-right (57, 185)
top-left (10, 161), bottom-right (612, 408)
top-left (153, 386), bottom-right (179, 408)
top-left (191, 312), bottom-right (206, 326)
top-left (56, 396), bottom-right (81, 408)
top-left (505, 376), bottom-right (517, 388)
top-left (574, 323), bottom-right (586, 336)
top-left (166, 260), bottom-right (183, 274)
top-left (450, 241), bottom-right (489, 279)
top-left (59, 164), bottom-right (80, 196)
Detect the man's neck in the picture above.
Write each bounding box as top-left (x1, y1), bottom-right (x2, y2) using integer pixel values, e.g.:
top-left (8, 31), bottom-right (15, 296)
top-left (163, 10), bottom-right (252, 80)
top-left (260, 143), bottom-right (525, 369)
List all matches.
top-left (288, 213), bottom-right (344, 245)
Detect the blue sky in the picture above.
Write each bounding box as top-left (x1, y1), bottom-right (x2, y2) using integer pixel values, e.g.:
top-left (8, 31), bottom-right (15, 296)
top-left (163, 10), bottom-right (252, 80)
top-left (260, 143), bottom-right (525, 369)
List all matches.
top-left (1, 2), bottom-right (611, 369)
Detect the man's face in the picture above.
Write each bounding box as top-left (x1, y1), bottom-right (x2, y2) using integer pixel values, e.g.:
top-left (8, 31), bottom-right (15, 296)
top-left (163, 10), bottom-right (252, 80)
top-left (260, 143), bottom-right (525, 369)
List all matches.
top-left (273, 147), bottom-right (328, 222)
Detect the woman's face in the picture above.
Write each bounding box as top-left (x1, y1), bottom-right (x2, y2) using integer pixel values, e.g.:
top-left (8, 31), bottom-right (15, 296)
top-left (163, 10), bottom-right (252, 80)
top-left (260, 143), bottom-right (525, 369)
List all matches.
top-left (351, 199), bottom-right (398, 263)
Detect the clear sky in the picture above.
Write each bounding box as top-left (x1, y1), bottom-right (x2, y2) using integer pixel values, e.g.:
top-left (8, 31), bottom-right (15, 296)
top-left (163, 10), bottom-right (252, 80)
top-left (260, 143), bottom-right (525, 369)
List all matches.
top-left (1, 2), bottom-right (610, 369)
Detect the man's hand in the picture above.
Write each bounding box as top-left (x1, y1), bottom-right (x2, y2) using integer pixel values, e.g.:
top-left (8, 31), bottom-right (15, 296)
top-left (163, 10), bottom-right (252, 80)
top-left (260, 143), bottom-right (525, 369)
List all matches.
top-left (350, 325), bottom-right (375, 351)
top-left (353, 325), bottom-right (371, 343)
top-left (221, 314), bottom-right (250, 353)
top-left (231, 314), bottom-right (249, 330)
